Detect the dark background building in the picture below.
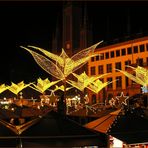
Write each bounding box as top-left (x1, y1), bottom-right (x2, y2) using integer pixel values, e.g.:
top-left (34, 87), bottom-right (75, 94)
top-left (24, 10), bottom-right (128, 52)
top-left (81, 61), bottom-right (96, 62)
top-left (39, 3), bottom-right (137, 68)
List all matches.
top-left (0, 1), bottom-right (148, 84)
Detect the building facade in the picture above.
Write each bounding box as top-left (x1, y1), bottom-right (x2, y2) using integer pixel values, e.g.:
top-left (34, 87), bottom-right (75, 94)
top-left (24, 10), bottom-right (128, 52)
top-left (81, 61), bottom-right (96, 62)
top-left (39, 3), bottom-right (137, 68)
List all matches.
top-left (88, 36), bottom-right (148, 104)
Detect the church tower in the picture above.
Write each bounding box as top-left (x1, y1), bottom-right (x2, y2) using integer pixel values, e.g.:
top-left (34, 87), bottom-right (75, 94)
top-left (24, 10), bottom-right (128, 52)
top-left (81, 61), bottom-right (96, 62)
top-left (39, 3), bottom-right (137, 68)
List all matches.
top-left (62, 2), bottom-right (82, 56)
top-left (52, 2), bottom-right (92, 57)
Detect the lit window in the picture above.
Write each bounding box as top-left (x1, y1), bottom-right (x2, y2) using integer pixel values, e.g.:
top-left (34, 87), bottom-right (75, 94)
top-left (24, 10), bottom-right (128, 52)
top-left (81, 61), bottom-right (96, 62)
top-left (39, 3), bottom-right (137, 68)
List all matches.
top-left (98, 65), bottom-right (104, 74)
top-left (125, 60), bottom-right (131, 70)
top-left (107, 64), bottom-right (112, 73)
top-left (100, 53), bottom-right (104, 60)
top-left (139, 44), bottom-right (145, 52)
top-left (115, 62), bottom-right (121, 71)
top-left (116, 76), bottom-right (122, 88)
top-left (107, 77), bottom-right (113, 89)
top-left (91, 57), bottom-right (95, 62)
top-left (105, 52), bottom-right (109, 59)
top-left (127, 47), bottom-right (132, 54)
top-left (96, 55), bottom-right (99, 61)
top-left (146, 43), bottom-right (148, 51)
top-left (125, 76), bottom-right (129, 87)
top-left (136, 58), bottom-right (143, 66)
top-left (116, 50), bottom-right (120, 57)
top-left (133, 46), bottom-right (138, 53)
top-left (90, 66), bottom-right (96, 75)
top-left (121, 48), bottom-right (126, 56)
top-left (110, 51), bottom-right (114, 58)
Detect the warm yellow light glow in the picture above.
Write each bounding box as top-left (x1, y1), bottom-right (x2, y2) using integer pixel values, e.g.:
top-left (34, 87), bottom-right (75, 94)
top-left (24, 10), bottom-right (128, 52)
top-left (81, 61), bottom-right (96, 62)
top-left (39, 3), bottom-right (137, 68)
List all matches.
top-left (48, 91), bottom-right (58, 105)
top-left (30, 78), bottom-right (60, 94)
top-left (67, 72), bottom-right (108, 92)
top-left (54, 85), bottom-right (73, 92)
top-left (20, 41), bottom-right (102, 80)
top-left (117, 66), bottom-right (148, 87)
top-left (87, 79), bottom-right (112, 94)
top-left (115, 92), bottom-right (129, 107)
top-left (8, 81), bottom-right (32, 95)
top-left (0, 84), bottom-right (9, 93)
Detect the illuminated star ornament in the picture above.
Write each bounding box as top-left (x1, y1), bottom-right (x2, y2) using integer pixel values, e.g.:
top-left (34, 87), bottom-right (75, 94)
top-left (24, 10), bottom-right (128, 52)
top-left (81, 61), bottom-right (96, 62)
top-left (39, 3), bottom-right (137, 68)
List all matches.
top-left (115, 92), bottom-right (129, 108)
top-left (48, 91), bottom-right (58, 105)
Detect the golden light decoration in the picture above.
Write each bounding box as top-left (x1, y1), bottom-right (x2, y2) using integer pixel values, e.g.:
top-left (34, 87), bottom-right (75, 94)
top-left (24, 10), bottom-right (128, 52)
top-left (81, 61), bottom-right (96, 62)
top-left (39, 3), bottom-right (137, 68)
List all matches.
top-left (20, 41), bottom-right (102, 80)
top-left (117, 66), bottom-right (148, 87)
top-left (0, 84), bottom-right (9, 94)
top-left (115, 92), bottom-right (129, 108)
top-left (8, 81), bottom-right (32, 95)
top-left (48, 91), bottom-right (58, 105)
top-left (30, 78), bottom-right (60, 94)
top-left (67, 72), bottom-right (108, 92)
top-left (53, 85), bottom-right (73, 92)
top-left (87, 79), bottom-right (112, 94)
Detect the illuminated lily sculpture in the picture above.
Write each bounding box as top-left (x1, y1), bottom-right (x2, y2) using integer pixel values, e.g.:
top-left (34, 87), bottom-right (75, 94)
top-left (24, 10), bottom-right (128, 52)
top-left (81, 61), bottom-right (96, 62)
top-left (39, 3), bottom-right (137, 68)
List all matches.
top-left (8, 81), bottom-right (32, 98)
top-left (0, 84), bottom-right (9, 94)
top-left (21, 41), bottom-right (102, 99)
top-left (21, 42), bottom-right (102, 80)
top-left (88, 79), bottom-right (113, 94)
top-left (68, 72), bottom-right (110, 92)
top-left (67, 72), bottom-right (111, 103)
top-left (67, 72), bottom-right (106, 92)
top-left (30, 78), bottom-right (60, 94)
top-left (117, 66), bottom-right (148, 91)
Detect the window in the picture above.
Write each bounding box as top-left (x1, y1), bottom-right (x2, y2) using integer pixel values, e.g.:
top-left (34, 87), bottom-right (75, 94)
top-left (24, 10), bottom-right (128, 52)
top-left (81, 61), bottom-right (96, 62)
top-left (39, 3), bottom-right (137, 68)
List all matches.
top-left (140, 44), bottom-right (145, 52)
top-left (98, 65), bottom-right (104, 74)
top-left (110, 51), bottom-right (114, 58)
top-left (107, 77), bottom-right (113, 89)
top-left (91, 57), bottom-right (95, 62)
top-left (96, 55), bottom-right (99, 61)
top-left (136, 58), bottom-right (143, 66)
top-left (133, 46), bottom-right (138, 53)
top-left (121, 48), bottom-right (126, 56)
top-left (91, 66), bottom-right (96, 75)
top-left (116, 50), bottom-right (120, 57)
top-left (100, 53), bottom-right (104, 60)
top-left (115, 62), bottom-right (121, 71)
top-left (105, 52), bottom-right (109, 59)
top-left (127, 47), bottom-right (132, 54)
top-left (107, 64), bottom-right (112, 73)
top-left (125, 60), bottom-right (131, 69)
top-left (125, 77), bottom-right (129, 88)
top-left (116, 76), bottom-right (122, 88)
top-left (146, 43), bottom-right (148, 51)
top-left (92, 94), bottom-right (96, 104)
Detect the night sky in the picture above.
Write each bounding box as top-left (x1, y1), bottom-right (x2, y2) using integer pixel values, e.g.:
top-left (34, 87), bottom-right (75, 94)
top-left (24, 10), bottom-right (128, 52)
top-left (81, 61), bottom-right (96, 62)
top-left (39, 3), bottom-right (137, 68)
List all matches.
top-left (0, 1), bottom-right (148, 84)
